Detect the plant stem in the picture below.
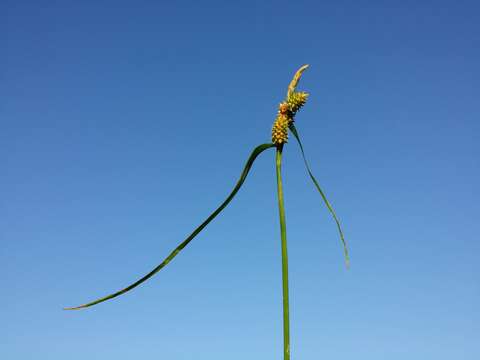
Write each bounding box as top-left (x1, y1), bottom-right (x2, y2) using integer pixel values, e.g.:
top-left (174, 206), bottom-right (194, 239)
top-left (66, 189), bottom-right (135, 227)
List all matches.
top-left (275, 145), bottom-right (290, 360)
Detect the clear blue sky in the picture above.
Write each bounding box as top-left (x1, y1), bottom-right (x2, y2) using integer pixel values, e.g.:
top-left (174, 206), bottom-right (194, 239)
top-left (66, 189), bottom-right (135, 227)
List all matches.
top-left (2, 1), bottom-right (479, 359)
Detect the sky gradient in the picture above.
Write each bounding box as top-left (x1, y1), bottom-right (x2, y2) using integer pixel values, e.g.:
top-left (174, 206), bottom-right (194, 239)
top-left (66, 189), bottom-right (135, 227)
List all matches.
top-left (2, 1), bottom-right (479, 359)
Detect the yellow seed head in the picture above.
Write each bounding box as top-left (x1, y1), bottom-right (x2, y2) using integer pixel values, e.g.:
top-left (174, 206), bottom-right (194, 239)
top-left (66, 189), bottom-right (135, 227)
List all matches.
top-left (279, 102), bottom-right (289, 115)
top-left (272, 113), bottom-right (290, 145)
top-left (287, 91), bottom-right (309, 114)
top-left (271, 65), bottom-right (310, 145)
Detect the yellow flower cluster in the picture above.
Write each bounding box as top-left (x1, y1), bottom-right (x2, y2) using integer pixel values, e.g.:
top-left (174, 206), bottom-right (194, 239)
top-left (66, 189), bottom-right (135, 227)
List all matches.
top-left (271, 91), bottom-right (309, 145)
top-left (287, 91), bottom-right (309, 115)
top-left (272, 108), bottom-right (290, 145)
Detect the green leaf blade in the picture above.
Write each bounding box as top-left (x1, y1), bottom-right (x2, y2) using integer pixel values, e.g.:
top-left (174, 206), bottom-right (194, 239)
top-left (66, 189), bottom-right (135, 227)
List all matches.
top-left (64, 143), bottom-right (275, 310)
top-left (289, 124), bottom-right (350, 268)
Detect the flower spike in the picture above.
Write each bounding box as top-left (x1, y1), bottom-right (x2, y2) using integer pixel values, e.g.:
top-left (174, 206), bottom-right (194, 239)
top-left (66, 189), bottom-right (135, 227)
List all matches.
top-left (272, 65), bottom-right (310, 145)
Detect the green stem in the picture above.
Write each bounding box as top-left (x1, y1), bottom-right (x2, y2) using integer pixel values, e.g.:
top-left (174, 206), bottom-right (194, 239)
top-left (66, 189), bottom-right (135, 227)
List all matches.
top-left (275, 145), bottom-right (290, 360)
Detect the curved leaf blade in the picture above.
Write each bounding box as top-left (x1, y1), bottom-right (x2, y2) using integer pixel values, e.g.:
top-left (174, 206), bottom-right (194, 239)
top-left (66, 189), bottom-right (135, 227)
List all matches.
top-left (64, 143), bottom-right (276, 310)
top-left (289, 124), bottom-right (350, 268)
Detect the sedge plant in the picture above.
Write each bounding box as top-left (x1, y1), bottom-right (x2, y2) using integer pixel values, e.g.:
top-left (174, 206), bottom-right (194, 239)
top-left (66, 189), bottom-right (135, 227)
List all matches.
top-left (65, 65), bottom-right (349, 360)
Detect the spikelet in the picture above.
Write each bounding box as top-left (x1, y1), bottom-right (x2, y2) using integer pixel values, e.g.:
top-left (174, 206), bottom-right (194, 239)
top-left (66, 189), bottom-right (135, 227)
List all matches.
top-left (272, 105), bottom-right (290, 145)
top-left (271, 65), bottom-right (310, 146)
top-left (287, 91), bottom-right (309, 115)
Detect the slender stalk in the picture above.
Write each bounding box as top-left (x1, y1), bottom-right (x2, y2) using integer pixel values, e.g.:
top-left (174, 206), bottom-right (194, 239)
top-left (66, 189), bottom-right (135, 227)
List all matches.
top-left (275, 145), bottom-right (290, 360)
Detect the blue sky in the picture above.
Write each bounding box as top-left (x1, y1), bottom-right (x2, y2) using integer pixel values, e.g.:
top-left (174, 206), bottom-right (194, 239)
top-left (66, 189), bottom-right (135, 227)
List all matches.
top-left (2, 1), bottom-right (479, 359)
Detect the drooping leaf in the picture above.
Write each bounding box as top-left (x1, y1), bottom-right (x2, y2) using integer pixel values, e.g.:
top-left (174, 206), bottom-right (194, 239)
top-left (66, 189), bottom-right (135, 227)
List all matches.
top-left (64, 143), bottom-right (276, 310)
top-left (289, 124), bottom-right (350, 267)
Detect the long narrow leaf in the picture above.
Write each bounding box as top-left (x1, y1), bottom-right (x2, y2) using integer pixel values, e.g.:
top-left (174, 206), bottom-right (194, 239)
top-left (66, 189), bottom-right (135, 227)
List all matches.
top-left (289, 124), bottom-right (350, 267)
top-left (64, 143), bottom-right (276, 310)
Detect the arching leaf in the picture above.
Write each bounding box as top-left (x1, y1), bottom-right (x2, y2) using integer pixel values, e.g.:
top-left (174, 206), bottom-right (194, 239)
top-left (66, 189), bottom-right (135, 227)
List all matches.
top-left (289, 124), bottom-right (350, 267)
top-left (64, 143), bottom-right (276, 310)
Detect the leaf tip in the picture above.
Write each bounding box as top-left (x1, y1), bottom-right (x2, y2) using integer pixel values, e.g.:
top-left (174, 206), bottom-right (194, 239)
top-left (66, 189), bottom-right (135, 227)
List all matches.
top-left (63, 304), bottom-right (86, 311)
